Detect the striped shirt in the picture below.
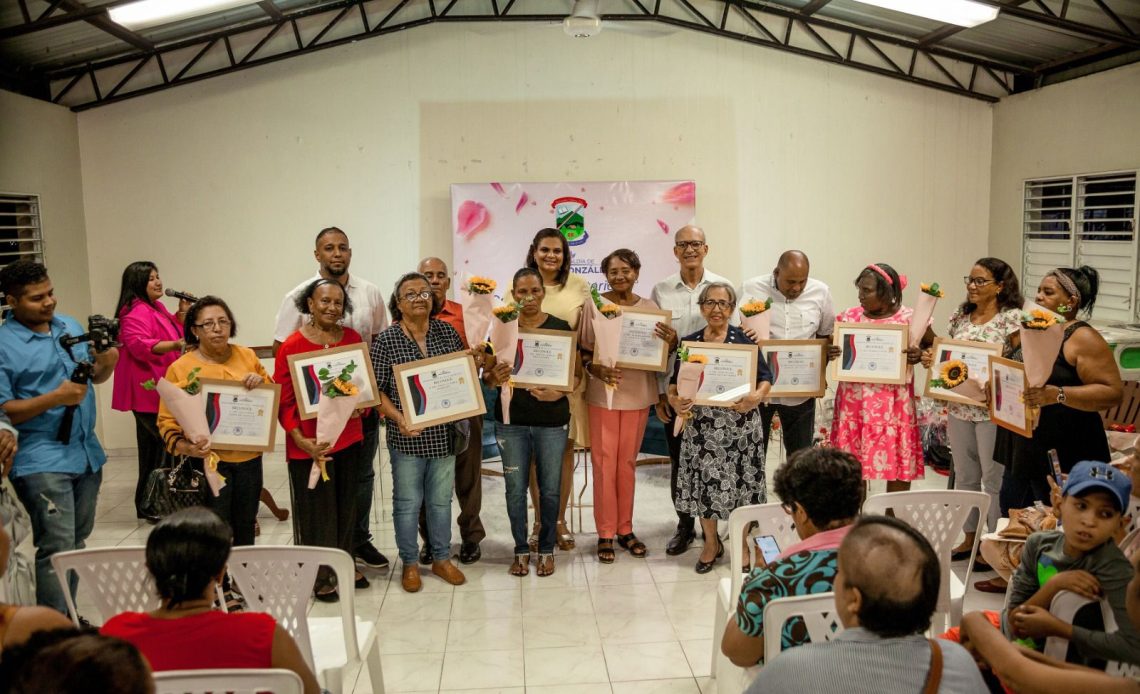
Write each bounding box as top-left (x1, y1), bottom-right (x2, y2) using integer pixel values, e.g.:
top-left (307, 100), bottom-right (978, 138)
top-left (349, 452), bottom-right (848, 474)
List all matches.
top-left (745, 627), bottom-right (985, 694)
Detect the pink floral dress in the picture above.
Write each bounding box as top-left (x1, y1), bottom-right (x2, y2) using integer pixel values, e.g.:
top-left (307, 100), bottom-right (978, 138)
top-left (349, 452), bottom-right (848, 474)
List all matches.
top-left (830, 305), bottom-right (924, 481)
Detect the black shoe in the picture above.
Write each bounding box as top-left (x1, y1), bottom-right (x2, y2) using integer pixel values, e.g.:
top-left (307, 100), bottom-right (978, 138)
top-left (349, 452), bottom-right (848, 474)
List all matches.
top-left (458, 541), bottom-right (482, 565)
top-left (355, 573), bottom-right (370, 589)
top-left (695, 539), bottom-right (725, 574)
top-left (77, 615), bottom-right (93, 629)
top-left (418, 545), bottom-right (433, 565)
top-left (314, 588), bottom-right (339, 603)
top-left (354, 542), bottom-right (390, 569)
top-left (951, 549), bottom-right (972, 562)
top-left (666, 527), bottom-right (696, 556)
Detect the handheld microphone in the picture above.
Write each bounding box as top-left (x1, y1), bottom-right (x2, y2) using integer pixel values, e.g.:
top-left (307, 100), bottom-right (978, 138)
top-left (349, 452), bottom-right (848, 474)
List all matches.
top-left (165, 288), bottom-right (199, 303)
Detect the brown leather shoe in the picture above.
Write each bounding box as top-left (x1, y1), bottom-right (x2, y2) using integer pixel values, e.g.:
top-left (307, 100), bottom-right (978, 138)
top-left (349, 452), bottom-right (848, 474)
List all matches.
top-left (401, 565), bottom-right (422, 593)
top-left (431, 560), bottom-right (466, 586)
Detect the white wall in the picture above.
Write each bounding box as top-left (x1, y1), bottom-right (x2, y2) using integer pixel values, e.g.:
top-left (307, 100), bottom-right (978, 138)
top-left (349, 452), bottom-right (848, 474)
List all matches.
top-left (75, 23), bottom-right (994, 448)
top-left (989, 61), bottom-right (1140, 265)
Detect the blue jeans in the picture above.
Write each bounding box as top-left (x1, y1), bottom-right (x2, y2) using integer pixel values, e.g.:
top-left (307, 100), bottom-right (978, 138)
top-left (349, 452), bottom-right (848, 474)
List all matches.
top-left (354, 410), bottom-right (381, 550)
top-left (390, 450), bottom-right (455, 565)
top-left (496, 423), bottom-right (567, 554)
top-left (11, 468), bottom-right (102, 615)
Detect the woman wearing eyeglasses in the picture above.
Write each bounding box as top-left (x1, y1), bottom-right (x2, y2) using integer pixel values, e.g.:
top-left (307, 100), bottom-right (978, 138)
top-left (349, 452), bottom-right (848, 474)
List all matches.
top-left (158, 296), bottom-right (271, 549)
top-left (371, 272), bottom-right (471, 593)
top-left (667, 282), bottom-right (772, 573)
top-left (919, 259), bottom-right (1023, 563)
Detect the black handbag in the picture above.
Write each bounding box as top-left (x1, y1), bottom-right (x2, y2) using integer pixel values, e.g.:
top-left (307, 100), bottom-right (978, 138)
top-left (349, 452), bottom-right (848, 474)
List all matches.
top-left (140, 455), bottom-right (207, 518)
top-left (451, 418), bottom-right (471, 456)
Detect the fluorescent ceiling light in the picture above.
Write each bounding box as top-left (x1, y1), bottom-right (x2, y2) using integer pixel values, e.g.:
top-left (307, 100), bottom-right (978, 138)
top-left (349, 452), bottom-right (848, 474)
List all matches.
top-left (109, 0), bottom-right (261, 31)
top-left (850, 0), bottom-right (999, 28)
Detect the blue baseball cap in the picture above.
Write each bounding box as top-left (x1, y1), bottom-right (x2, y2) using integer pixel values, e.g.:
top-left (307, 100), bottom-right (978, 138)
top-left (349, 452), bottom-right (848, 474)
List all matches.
top-left (1062, 461), bottom-right (1132, 512)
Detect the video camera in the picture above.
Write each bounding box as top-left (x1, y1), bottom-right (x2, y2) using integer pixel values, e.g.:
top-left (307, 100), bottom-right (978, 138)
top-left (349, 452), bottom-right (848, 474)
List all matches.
top-left (59, 314), bottom-right (119, 354)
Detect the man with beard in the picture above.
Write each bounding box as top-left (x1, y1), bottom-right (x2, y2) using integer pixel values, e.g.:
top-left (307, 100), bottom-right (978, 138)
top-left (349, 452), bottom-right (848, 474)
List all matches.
top-left (274, 227), bottom-right (390, 574)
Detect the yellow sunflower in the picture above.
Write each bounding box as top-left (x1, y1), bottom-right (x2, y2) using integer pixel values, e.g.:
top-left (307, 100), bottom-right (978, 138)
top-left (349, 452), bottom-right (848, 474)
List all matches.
top-left (938, 359), bottom-right (967, 388)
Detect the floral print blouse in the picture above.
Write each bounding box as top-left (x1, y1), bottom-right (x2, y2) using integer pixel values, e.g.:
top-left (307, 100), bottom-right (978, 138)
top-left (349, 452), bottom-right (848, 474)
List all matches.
top-left (944, 307), bottom-right (1022, 422)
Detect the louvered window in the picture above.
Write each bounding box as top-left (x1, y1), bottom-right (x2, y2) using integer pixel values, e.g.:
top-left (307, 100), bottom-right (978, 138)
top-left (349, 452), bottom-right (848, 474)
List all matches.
top-left (0, 193), bottom-right (45, 319)
top-left (1023, 171), bottom-right (1138, 322)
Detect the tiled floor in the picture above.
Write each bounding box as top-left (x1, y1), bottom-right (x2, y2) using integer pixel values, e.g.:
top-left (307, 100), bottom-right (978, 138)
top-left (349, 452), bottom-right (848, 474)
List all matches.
top-left (66, 435), bottom-right (1004, 693)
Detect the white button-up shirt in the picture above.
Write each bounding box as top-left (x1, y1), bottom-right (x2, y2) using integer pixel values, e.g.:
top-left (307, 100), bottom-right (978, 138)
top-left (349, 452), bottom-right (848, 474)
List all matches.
top-left (739, 273), bottom-right (835, 406)
top-left (274, 273), bottom-right (389, 346)
top-left (651, 268), bottom-right (735, 395)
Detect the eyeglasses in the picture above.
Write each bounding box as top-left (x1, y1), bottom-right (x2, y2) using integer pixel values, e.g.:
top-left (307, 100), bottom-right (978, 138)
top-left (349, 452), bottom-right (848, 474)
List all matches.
top-left (675, 241), bottom-right (706, 251)
top-left (400, 290), bottom-right (433, 302)
top-left (700, 300), bottom-right (733, 310)
top-left (963, 277), bottom-right (995, 287)
top-left (194, 319), bottom-right (231, 331)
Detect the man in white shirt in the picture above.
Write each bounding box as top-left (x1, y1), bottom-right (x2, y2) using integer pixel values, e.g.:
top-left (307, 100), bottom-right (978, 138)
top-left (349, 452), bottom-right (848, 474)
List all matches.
top-left (651, 224), bottom-right (734, 556)
top-left (739, 251), bottom-right (835, 456)
top-left (273, 227), bottom-right (390, 571)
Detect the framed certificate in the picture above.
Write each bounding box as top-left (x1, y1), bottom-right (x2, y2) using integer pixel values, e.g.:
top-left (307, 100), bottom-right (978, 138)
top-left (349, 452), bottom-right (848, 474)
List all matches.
top-left (286, 342), bottom-right (381, 420)
top-left (758, 339), bottom-right (827, 398)
top-left (831, 322), bottom-right (908, 385)
top-left (923, 338), bottom-right (1003, 406)
top-left (683, 341), bottom-right (759, 407)
top-left (989, 356), bottom-right (1033, 437)
top-left (393, 351), bottom-right (487, 429)
top-left (199, 378), bottom-right (281, 452)
top-left (615, 306), bottom-right (671, 372)
top-left (513, 328), bottom-right (576, 391)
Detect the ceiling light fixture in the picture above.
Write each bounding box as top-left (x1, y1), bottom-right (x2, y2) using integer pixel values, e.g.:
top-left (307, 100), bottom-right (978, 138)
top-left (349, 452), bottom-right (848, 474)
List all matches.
top-left (108, 0), bottom-right (261, 31)
top-left (850, 0), bottom-right (999, 28)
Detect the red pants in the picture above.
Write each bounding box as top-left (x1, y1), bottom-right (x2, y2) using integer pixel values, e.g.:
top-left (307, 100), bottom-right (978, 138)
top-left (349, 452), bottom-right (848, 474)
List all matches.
top-left (588, 406), bottom-right (650, 539)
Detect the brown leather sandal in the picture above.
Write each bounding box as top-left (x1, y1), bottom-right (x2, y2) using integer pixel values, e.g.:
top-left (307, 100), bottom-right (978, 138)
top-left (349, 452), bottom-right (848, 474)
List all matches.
top-left (597, 539), bottom-right (616, 564)
top-left (536, 553), bottom-right (555, 577)
top-left (509, 554), bottom-right (530, 577)
top-left (617, 533), bottom-right (648, 558)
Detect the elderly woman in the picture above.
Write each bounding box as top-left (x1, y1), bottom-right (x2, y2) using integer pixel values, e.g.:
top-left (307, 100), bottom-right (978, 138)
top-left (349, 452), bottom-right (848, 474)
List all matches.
top-left (522, 228), bottom-right (592, 551)
top-left (721, 447), bottom-right (863, 666)
top-left (830, 263), bottom-right (932, 492)
top-left (921, 258), bottom-right (1023, 559)
top-left (274, 279), bottom-right (368, 601)
top-left (580, 249), bottom-right (675, 563)
top-left (101, 508), bottom-right (319, 693)
top-left (491, 268), bottom-right (576, 578)
top-left (668, 282), bottom-right (772, 573)
top-left (371, 272), bottom-right (470, 593)
top-left (111, 261), bottom-right (190, 521)
top-left (158, 296), bottom-right (270, 549)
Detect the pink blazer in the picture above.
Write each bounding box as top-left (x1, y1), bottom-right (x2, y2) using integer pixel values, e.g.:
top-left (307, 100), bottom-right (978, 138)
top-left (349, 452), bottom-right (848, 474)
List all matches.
top-left (112, 299), bottom-right (184, 413)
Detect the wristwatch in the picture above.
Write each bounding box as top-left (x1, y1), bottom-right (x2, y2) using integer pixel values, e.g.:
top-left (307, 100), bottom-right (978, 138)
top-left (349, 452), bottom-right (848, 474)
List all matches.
top-left (1056, 386), bottom-right (1067, 404)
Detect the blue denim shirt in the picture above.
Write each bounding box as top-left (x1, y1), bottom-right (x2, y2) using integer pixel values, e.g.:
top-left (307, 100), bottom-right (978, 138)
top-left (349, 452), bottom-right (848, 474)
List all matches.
top-left (0, 314), bottom-right (107, 478)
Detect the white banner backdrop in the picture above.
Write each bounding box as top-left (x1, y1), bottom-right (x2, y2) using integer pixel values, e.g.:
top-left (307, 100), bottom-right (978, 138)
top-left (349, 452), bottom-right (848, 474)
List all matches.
top-left (450, 180), bottom-right (696, 299)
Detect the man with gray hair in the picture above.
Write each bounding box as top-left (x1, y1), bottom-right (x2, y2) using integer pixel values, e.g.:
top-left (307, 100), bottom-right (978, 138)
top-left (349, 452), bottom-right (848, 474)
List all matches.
top-left (651, 225), bottom-right (734, 556)
top-left (739, 250), bottom-right (835, 455)
top-left (746, 515), bottom-right (986, 693)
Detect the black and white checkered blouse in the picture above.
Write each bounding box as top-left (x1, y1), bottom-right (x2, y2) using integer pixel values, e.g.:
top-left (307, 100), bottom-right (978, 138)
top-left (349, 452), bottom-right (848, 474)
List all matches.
top-left (370, 319), bottom-right (465, 458)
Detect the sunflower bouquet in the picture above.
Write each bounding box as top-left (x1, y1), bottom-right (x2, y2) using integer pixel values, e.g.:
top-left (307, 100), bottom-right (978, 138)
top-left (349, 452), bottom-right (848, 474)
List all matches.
top-left (740, 298), bottom-right (773, 317)
top-left (312, 360), bottom-right (364, 488)
top-left (493, 302), bottom-right (522, 323)
top-left (928, 357), bottom-right (987, 404)
top-left (489, 301), bottom-right (522, 423)
top-left (673, 345), bottom-right (707, 436)
top-left (465, 276), bottom-right (496, 295)
top-left (590, 286), bottom-right (622, 319)
top-left (141, 366), bottom-right (201, 395)
top-left (920, 282), bottom-right (945, 298)
top-left (740, 297), bottom-right (773, 340)
top-left (460, 273), bottom-right (497, 346)
top-left (911, 280), bottom-right (941, 350)
top-left (930, 359), bottom-right (967, 389)
top-left (1021, 308), bottom-right (1064, 330)
top-left (1019, 306), bottom-right (1066, 397)
top-left (147, 366), bottom-right (224, 496)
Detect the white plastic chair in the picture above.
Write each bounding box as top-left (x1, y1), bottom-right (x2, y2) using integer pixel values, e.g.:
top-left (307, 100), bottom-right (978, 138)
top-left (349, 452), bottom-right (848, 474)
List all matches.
top-left (862, 489), bottom-right (990, 632)
top-left (51, 546), bottom-right (155, 625)
top-left (762, 592), bottom-right (844, 663)
top-left (154, 668), bottom-right (303, 694)
top-left (1043, 589), bottom-right (1140, 677)
top-left (710, 502), bottom-right (800, 692)
top-left (226, 545), bottom-right (383, 694)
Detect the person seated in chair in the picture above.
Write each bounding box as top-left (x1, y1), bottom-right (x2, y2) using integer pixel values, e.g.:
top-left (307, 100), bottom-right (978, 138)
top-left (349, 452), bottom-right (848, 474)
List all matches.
top-left (721, 447), bottom-right (862, 666)
top-left (745, 515), bottom-right (986, 693)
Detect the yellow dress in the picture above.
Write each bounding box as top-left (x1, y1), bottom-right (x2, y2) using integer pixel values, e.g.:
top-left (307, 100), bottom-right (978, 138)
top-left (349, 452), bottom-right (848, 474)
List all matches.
top-left (539, 273), bottom-right (592, 445)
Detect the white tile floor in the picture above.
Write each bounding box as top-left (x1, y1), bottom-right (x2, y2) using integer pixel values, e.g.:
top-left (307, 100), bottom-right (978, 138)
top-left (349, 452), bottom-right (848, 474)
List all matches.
top-left (66, 434), bottom-right (1005, 693)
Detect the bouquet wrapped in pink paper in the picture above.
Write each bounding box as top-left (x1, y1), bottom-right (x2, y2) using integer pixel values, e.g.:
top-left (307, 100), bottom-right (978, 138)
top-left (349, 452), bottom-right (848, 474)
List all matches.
top-left (673, 347), bottom-right (707, 437)
top-left (911, 283), bottom-right (943, 348)
top-left (460, 276), bottom-right (496, 348)
top-left (739, 298), bottom-right (773, 341)
top-left (309, 360), bottom-right (363, 488)
top-left (490, 302), bottom-right (521, 424)
top-left (1019, 308), bottom-right (1066, 388)
top-left (146, 368), bottom-right (225, 496)
top-left (929, 359), bottom-right (986, 404)
top-left (588, 288), bottom-right (624, 410)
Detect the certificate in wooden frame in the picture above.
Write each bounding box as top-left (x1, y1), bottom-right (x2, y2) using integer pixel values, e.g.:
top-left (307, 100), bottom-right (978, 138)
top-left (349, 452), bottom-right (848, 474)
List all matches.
top-left (923, 338), bottom-right (1002, 406)
top-left (989, 355), bottom-right (1033, 438)
top-left (286, 342), bottom-right (381, 420)
top-left (757, 339), bottom-right (828, 398)
top-left (198, 378), bottom-right (281, 452)
top-left (683, 341), bottom-right (759, 407)
top-left (614, 306), bottom-right (672, 372)
top-left (393, 352), bottom-right (487, 429)
top-left (831, 322), bottom-right (908, 385)
top-left (512, 328), bottom-right (576, 392)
